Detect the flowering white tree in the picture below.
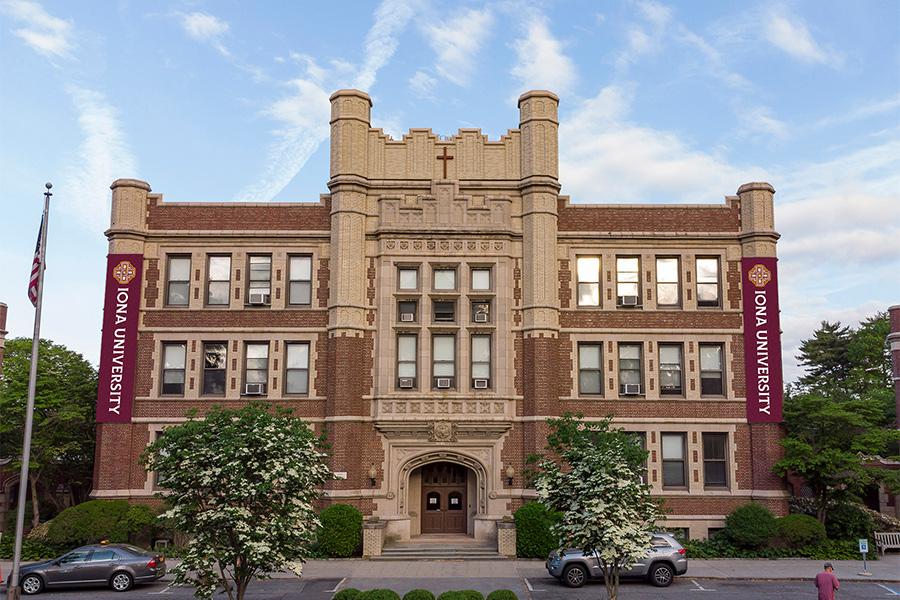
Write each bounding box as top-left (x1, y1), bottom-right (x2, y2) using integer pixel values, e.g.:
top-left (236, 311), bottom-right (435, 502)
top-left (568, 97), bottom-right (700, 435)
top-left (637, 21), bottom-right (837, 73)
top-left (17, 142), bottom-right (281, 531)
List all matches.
top-left (534, 414), bottom-right (663, 600)
top-left (141, 403), bottom-right (331, 600)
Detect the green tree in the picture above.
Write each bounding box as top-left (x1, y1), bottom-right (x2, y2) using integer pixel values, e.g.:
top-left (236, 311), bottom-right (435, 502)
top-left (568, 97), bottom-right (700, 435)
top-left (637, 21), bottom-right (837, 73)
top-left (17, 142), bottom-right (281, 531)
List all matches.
top-left (533, 414), bottom-right (663, 600)
top-left (0, 338), bottom-right (97, 528)
top-left (796, 321), bottom-right (852, 394)
top-left (141, 403), bottom-right (331, 600)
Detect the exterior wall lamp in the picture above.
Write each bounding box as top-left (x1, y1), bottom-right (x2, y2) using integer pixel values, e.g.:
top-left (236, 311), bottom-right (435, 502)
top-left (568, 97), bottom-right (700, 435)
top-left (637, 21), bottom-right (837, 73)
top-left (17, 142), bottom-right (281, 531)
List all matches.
top-left (505, 465), bottom-right (515, 486)
top-left (368, 464), bottom-right (378, 487)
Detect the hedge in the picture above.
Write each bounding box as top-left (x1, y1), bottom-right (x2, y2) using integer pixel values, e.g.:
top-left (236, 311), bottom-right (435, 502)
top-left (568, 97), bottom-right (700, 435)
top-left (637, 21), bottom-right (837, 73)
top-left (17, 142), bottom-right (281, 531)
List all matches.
top-left (44, 500), bottom-right (155, 547)
top-left (437, 592), bottom-right (483, 600)
top-left (514, 502), bottom-right (559, 558)
top-left (345, 591), bottom-right (514, 600)
top-left (724, 503), bottom-right (778, 549)
top-left (683, 538), bottom-right (875, 560)
top-left (486, 591), bottom-right (518, 600)
top-left (403, 590), bottom-right (435, 600)
top-left (318, 504), bottom-right (363, 558)
top-left (0, 535), bottom-right (62, 561)
top-left (358, 590), bottom-right (401, 600)
top-left (334, 589), bottom-right (362, 600)
top-left (825, 502), bottom-right (873, 541)
top-left (777, 514), bottom-right (826, 548)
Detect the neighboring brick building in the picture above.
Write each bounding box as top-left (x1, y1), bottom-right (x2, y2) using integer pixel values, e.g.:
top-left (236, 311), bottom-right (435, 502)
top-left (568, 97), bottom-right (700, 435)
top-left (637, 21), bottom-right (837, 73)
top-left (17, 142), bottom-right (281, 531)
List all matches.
top-left (93, 89), bottom-right (789, 543)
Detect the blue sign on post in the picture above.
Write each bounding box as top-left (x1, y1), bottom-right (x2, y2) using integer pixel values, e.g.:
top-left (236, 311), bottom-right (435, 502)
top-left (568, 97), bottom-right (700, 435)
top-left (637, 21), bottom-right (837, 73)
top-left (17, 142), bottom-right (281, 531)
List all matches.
top-left (859, 539), bottom-right (868, 554)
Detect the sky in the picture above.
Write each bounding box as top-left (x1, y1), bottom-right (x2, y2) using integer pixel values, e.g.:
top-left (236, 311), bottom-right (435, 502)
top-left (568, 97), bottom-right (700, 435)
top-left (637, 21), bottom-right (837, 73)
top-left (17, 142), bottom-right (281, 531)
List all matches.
top-left (0, 0), bottom-right (898, 383)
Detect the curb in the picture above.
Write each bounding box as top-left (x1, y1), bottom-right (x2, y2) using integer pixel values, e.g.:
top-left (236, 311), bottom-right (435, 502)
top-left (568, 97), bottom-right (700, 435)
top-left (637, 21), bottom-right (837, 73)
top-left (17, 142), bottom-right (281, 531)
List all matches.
top-left (688, 576), bottom-right (900, 584)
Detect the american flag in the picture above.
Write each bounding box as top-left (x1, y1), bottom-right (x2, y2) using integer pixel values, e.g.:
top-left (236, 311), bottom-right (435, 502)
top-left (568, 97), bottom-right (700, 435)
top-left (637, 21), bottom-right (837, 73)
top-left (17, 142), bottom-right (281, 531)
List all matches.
top-left (28, 216), bottom-right (43, 307)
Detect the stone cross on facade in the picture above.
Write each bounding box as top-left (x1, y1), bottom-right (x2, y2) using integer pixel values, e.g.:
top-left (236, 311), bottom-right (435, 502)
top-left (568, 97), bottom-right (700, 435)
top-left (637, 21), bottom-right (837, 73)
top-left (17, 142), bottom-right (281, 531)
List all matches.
top-left (436, 146), bottom-right (454, 179)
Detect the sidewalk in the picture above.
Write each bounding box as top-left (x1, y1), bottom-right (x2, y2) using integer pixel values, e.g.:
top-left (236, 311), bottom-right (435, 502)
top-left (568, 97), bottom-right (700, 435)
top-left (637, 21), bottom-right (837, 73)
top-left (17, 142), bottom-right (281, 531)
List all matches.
top-left (3, 555), bottom-right (898, 583)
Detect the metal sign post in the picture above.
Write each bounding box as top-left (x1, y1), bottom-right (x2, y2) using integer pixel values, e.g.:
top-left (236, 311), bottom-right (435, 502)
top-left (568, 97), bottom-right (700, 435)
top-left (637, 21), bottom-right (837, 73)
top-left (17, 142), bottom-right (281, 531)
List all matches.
top-left (858, 538), bottom-right (871, 576)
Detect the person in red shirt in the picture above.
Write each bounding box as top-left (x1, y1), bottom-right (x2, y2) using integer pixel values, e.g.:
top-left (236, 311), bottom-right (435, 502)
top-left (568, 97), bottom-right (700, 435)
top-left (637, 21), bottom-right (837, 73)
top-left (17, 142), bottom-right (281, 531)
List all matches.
top-left (815, 562), bottom-right (840, 600)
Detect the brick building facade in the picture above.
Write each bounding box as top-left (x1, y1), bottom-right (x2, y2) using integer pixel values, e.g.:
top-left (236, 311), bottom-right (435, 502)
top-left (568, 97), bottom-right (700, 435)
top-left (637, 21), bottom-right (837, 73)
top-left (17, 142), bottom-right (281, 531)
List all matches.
top-left (92, 89), bottom-right (789, 543)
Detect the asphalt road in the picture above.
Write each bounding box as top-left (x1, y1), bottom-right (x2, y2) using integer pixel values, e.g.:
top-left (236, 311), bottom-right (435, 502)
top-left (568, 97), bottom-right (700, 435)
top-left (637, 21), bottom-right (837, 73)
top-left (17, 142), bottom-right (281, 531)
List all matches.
top-left (3, 576), bottom-right (900, 599)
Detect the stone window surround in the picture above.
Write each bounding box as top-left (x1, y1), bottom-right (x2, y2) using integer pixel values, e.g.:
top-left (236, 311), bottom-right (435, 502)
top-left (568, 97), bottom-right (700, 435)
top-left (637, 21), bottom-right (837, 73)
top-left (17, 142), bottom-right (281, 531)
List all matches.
top-left (149, 333), bottom-right (320, 400)
top-left (152, 246), bottom-right (321, 311)
top-left (565, 333), bottom-right (735, 401)
top-left (565, 246), bottom-right (729, 311)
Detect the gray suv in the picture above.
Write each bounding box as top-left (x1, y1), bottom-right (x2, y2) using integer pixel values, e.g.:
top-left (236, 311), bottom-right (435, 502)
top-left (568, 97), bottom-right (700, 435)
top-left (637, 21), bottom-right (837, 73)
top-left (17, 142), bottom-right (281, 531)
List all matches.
top-left (546, 532), bottom-right (688, 588)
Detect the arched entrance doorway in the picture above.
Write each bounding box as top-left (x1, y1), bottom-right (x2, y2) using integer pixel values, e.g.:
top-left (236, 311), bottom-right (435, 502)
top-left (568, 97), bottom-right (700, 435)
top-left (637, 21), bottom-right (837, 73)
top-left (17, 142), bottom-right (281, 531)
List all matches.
top-left (420, 462), bottom-right (467, 534)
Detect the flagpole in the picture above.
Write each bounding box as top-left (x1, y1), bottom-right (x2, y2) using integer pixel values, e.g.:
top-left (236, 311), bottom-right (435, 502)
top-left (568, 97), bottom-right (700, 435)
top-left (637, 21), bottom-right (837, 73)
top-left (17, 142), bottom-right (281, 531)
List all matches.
top-left (7, 183), bottom-right (52, 600)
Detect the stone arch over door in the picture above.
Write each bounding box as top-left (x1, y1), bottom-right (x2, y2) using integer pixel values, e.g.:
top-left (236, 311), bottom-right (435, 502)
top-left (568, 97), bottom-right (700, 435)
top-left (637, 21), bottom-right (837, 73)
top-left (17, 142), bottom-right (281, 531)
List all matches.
top-left (397, 451), bottom-right (489, 526)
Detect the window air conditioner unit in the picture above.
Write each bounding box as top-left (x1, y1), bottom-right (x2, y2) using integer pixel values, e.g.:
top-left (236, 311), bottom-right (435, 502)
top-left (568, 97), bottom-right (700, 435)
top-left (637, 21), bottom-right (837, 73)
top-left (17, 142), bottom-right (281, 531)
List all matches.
top-left (398, 377), bottom-right (414, 389)
top-left (248, 292), bottom-right (270, 305)
top-left (244, 382), bottom-right (266, 395)
top-left (473, 378), bottom-right (489, 389)
top-left (619, 295), bottom-right (639, 307)
top-left (400, 312), bottom-right (415, 322)
top-left (623, 383), bottom-right (642, 395)
top-left (474, 312), bottom-right (489, 323)
top-left (436, 378), bottom-right (452, 389)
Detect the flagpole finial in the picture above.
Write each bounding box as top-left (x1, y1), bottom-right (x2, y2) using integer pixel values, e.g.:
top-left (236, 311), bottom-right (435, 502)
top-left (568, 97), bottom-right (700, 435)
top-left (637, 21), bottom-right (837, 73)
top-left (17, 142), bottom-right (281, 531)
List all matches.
top-left (45, 182), bottom-right (52, 189)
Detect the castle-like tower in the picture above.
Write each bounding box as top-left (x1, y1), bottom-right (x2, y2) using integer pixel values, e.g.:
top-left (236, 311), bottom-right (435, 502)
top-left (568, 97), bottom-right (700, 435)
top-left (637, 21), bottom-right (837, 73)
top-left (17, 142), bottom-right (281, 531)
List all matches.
top-left (93, 90), bottom-right (788, 551)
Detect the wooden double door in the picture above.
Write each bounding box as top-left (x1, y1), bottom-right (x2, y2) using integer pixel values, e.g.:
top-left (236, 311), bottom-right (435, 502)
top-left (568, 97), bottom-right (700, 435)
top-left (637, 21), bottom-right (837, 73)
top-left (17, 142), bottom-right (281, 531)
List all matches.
top-left (421, 462), bottom-right (468, 534)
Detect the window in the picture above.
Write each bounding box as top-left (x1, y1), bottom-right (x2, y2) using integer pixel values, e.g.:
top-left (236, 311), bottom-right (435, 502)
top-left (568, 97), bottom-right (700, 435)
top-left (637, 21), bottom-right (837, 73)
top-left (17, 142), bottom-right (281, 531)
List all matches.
top-left (398, 300), bottom-right (418, 323)
top-left (59, 549), bottom-right (91, 564)
top-left (661, 433), bottom-right (687, 487)
top-left (289, 255), bottom-right (312, 305)
top-left (656, 257), bottom-right (680, 307)
top-left (433, 300), bottom-right (456, 323)
top-left (432, 334), bottom-right (456, 388)
top-left (471, 267), bottom-right (491, 291)
top-left (703, 433), bottom-right (728, 487)
top-left (166, 256), bottom-right (191, 306)
top-left (699, 343), bottom-right (725, 395)
top-left (206, 256), bottom-right (231, 305)
top-left (696, 257), bottom-right (720, 307)
top-left (202, 342), bottom-right (227, 395)
top-left (616, 257), bottom-right (641, 306)
top-left (659, 344), bottom-right (683, 395)
top-left (618, 343), bottom-right (643, 394)
top-left (161, 343), bottom-right (186, 395)
top-left (433, 267), bottom-right (456, 291)
top-left (397, 335), bottom-right (417, 389)
top-left (471, 334), bottom-right (491, 388)
top-left (285, 342), bottom-right (309, 394)
top-left (398, 267), bottom-right (419, 290)
top-left (247, 255), bottom-right (271, 302)
top-left (89, 549), bottom-right (118, 562)
top-left (471, 300), bottom-right (491, 323)
top-left (243, 343), bottom-right (269, 393)
top-left (576, 256), bottom-right (600, 306)
top-left (578, 343), bottom-right (603, 395)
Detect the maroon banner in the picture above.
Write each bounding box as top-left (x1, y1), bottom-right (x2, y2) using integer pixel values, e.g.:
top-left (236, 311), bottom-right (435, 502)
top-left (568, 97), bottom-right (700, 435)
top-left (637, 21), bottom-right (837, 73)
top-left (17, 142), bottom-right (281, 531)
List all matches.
top-left (96, 254), bottom-right (143, 423)
top-left (741, 257), bottom-right (783, 422)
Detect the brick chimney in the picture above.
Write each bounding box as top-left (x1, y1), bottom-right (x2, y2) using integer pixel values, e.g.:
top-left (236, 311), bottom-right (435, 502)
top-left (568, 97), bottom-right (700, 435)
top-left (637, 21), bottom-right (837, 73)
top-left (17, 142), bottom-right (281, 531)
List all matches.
top-left (888, 305), bottom-right (900, 428)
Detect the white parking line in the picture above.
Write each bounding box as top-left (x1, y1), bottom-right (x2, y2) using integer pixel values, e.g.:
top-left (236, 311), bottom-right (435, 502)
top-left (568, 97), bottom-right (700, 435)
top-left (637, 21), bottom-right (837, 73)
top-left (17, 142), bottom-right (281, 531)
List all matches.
top-left (325, 577), bottom-right (348, 593)
top-left (689, 579), bottom-right (716, 592)
top-left (149, 582), bottom-right (175, 595)
top-left (523, 578), bottom-right (545, 592)
top-left (876, 583), bottom-right (900, 596)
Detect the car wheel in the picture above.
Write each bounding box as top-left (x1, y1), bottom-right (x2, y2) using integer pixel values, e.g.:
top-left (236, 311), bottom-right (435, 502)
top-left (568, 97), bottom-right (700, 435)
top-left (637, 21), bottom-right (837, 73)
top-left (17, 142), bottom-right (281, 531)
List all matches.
top-left (649, 563), bottom-right (674, 587)
top-left (563, 564), bottom-right (588, 588)
top-left (21, 574), bottom-right (44, 595)
top-left (110, 571), bottom-right (134, 592)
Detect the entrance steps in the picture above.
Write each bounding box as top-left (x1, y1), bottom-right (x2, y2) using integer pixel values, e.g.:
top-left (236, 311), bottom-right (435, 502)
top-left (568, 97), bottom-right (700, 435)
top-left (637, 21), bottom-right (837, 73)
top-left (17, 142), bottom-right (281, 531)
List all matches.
top-left (376, 536), bottom-right (506, 561)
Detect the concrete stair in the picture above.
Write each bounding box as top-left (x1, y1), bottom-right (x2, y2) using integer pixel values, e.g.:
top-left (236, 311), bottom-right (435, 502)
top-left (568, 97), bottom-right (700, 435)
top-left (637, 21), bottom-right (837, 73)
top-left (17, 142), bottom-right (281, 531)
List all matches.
top-left (375, 536), bottom-right (506, 561)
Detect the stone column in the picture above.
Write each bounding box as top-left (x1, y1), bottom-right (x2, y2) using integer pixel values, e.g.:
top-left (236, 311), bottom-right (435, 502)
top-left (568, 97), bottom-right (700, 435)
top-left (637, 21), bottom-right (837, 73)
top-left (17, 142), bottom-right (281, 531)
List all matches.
top-left (517, 91), bottom-right (562, 467)
top-left (737, 182), bottom-right (787, 509)
top-left (325, 90), bottom-right (379, 499)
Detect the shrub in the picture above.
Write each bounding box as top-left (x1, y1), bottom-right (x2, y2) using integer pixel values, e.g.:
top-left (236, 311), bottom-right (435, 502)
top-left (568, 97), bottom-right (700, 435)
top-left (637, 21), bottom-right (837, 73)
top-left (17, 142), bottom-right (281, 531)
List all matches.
top-left (514, 502), bottom-right (560, 558)
top-left (682, 537), bottom-right (872, 561)
top-left (318, 504), bottom-right (363, 558)
top-left (334, 589), bottom-right (362, 600)
top-left (826, 502), bottom-right (873, 541)
top-left (437, 593), bottom-right (465, 600)
top-left (777, 514), bottom-right (826, 547)
top-left (403, 590), bottom-right (435, 600)
top-left (458, 592), bottom-right (483, 600)
top-left (359, 590), bottom-right (401, 600)
top-left (0, 534), bottom-right (62, 561)
top-left (45, 500), bottom-right (155, 547)
top-left (486, 591), bottom-right (518, 600)
top-left (724, 503), bottom-right (777, 549)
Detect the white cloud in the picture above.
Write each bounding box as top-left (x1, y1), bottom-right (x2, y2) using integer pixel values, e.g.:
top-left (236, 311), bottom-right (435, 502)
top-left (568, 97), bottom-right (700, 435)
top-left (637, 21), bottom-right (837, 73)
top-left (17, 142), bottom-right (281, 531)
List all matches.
top-left (739, 105), bottom-right (789, 139)
top-left (764, 9), bottom-right (843, 67)
top-left (1, 0), bottom-right (74, 59)
top-left (815, 92), bottom-right (900, 129)
top-left (424, 7), bottom-right (493, 86)
top-left (511, 13), bottom-right (577, 95)
top-left (354, 0), bottom-right (419, 90)
top-left (63, 87), bottom-right (137, 231)
top-left (179, 11), bottom-right (231, 57)
top-left (409, 70), bottom-right (437, 98)
top-left (615, 0), bottom-right (671, 69)
top-left (559, 85), bottom-right (767, 202)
